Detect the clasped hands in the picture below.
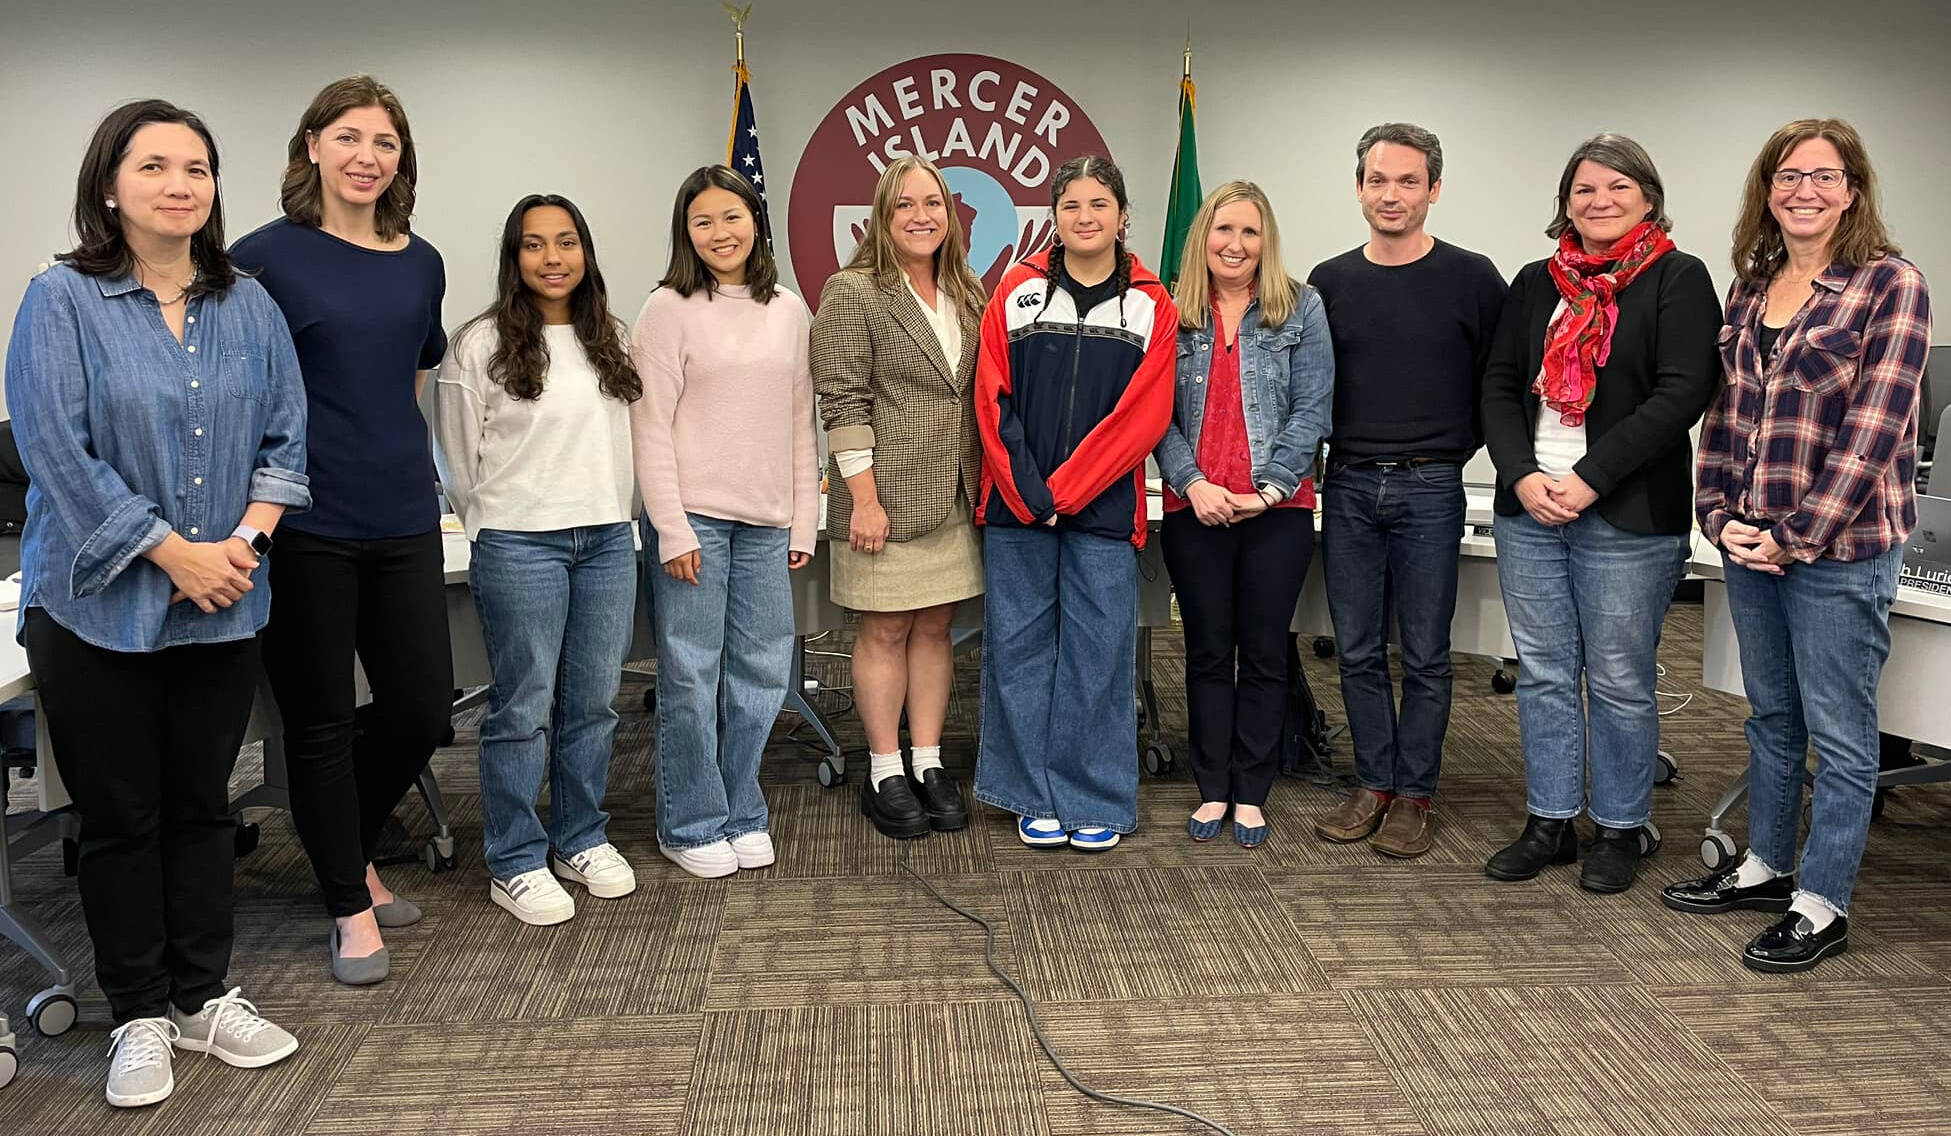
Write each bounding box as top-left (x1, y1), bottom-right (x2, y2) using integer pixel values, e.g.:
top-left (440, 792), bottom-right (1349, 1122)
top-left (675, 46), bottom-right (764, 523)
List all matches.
top-left (1185, 479), bottom-right (1272, 527)
top-left (1718, 520), bottom-right (1792, 575)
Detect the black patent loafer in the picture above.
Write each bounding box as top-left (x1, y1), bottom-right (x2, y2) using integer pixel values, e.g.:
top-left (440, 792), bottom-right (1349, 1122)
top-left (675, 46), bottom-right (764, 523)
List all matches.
top-left (909, 768), bottom-right (969, 832)
top-left (1743, 912), bottom-right (1849, 974)
top-left (861, 774), bottom-right (931, 839)
top-left (1661, 868), bottom-right (1796, 915)
top-left (1578, 824), bottom-right (1643, 894)
top-left (1484, 815), bottom-right (1579, 881)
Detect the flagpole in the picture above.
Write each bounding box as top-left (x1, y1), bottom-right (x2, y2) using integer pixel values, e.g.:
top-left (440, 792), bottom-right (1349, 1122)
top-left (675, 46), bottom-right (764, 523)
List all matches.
top-left (725, 3), bottom-right (751, 164)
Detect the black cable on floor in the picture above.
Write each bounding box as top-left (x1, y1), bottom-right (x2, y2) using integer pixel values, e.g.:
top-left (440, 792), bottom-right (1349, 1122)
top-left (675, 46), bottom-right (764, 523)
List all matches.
top-left (896, 842), bottom-right (1243, 1136)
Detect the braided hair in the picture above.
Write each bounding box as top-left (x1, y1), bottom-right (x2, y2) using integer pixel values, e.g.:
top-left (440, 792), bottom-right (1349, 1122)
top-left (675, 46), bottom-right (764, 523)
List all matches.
top-left (1043, 154), bottom-right (1133, 321)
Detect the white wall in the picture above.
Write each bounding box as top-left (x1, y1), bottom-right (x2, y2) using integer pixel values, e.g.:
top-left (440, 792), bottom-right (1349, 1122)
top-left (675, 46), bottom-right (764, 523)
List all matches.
top-left (4, 0), bottom-right (1947, 389)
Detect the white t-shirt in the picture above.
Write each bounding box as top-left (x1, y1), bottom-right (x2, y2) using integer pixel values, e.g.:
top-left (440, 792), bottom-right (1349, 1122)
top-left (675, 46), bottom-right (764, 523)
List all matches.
top-left (1533, 299), bottom-right (1589, 477)
top-left (433, 322), bottom-right (638, 539)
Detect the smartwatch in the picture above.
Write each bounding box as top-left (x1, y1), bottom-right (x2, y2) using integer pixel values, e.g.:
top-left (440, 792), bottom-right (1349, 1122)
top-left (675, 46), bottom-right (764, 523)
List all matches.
top-left (231, 524), bottom-right (274, 556)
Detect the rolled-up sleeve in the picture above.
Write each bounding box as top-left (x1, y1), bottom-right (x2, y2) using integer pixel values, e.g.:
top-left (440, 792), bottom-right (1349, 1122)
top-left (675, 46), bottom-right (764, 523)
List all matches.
top-left (4, 278), bottom-right (171, 598)
top-left (250, 301), bottom-right (311, 511)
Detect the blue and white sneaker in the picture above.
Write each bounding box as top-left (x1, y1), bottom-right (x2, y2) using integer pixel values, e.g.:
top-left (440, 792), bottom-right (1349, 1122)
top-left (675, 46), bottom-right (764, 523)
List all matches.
top-left (1069, 826), bottom-right (1120, 852)
top-left (1017, 816), bottom-right (1069, 847)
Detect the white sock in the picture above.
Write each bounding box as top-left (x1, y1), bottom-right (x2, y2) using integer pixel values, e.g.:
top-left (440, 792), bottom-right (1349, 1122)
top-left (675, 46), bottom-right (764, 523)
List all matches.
top-left (1732, 850), bottom-right (1781, 888)
top-left (909, 745), bottom-right (944, 776)
top-left (1789, 892), bottom-right (1842, 932)
top-left (868, 750), bottom-right (904, 787)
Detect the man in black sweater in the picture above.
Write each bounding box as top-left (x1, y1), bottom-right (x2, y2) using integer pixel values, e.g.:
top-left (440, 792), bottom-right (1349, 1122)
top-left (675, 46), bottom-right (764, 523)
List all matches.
top-left (1306, 123), bottom-right (1508, 858)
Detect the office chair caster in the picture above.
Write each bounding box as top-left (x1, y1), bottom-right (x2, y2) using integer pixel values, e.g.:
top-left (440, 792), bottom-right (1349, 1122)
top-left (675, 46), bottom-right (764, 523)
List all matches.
top-left (1311, 636), bottom-right (1336, 658)
top-left (1654, 751), bottom-right (1678, 786)
top-left (1699, 830), bottom-right (1737, 870)
top-left (26, 987), bottom-right (77, 1037)
top-left (1491, 668), bottom-right (1517, 694)
top-left (0, 1038), bottom-right (15, 1090)
top-left (233, 819), bottom-right (261, 857)
top-left (421, 834), bottom-right (458, 873)
top-left (641, 688), bottom-right (656, 713)
top-left (1637, 821), bottom-right (1662, 857)
top-left (1143, 741), bottom-right (1177, 778)
top-left (815, 756), bottom-right (845, 788)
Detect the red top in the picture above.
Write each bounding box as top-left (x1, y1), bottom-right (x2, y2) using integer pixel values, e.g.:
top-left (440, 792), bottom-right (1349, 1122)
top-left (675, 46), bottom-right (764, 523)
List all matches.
top-left (1164, 309), bottom-right (1316, 512)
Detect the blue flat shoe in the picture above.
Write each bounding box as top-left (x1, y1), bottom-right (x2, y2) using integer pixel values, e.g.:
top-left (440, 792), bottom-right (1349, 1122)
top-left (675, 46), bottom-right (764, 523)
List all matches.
top-left (1187, 813), bottom-right (1224, 842)
top-left (1234, 821), bottom-right (1268, 849)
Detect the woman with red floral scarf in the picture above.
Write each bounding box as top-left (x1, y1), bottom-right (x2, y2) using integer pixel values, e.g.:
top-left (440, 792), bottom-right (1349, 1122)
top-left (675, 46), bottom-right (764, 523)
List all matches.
top-left (1479, 134), bottom-right (1722, 896)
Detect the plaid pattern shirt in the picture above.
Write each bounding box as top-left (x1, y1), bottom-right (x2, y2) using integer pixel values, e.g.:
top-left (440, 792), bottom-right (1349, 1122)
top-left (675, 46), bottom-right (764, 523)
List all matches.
top-left (1697, 256), bottom-right (1932, 562)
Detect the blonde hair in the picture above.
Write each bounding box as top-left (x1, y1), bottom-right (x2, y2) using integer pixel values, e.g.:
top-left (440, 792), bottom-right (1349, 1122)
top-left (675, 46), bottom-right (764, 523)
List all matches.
top-left (1731, 117), bottom-right (1898, 285)
top-left (1172, 181), bottom-right (1299, 330)
top-left (842, 155), bottom-right (985, 316)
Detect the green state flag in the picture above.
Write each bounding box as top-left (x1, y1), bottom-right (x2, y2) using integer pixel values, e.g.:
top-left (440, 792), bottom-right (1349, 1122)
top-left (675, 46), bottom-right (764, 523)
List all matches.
top-left (1159, 67), bottom-right (1201, 292)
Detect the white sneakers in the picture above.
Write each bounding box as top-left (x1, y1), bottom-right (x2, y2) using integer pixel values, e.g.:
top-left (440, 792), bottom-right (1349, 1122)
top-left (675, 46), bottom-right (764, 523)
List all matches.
top-left (494, 843), bottom-right (639, 925)
top-left (107, 989), bottom-right (299, 1108)
top-left (659, 840), bottom-right (739, 879)
top-left (729, 831), bottom-right (776, 869)
top-left (660, 832), bottom-right (776, 878)
top-left (551, 843), bottom-right (638, 899)
top-left (491, 868), bottom-right (577, 926)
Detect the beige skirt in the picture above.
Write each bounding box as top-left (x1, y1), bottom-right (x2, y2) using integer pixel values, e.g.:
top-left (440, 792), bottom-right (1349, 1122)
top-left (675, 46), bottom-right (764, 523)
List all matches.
top-left (831, 500), bottom-right (984, 612)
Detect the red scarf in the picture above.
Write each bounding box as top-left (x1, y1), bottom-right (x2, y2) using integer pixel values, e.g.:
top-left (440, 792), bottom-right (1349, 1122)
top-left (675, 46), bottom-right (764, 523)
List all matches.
top-left (1534, 220), bottom-right (1676, 426)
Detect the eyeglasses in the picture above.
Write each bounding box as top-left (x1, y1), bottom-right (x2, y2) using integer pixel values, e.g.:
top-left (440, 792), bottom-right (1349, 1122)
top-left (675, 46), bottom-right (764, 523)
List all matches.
top-left (1772, 167), bottom-right (1847, 191)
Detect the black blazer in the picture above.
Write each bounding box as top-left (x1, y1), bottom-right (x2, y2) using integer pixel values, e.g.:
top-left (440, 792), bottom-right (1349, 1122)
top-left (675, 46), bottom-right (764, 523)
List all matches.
top-left (1481, 250), bottom-right (1722, 535)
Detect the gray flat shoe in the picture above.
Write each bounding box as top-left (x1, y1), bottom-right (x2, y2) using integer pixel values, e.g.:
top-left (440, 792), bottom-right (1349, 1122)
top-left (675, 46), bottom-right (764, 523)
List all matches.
top-left (371, 897), bottom-right (423, 928)
top-left (329, 927), bottom-right (390, 986)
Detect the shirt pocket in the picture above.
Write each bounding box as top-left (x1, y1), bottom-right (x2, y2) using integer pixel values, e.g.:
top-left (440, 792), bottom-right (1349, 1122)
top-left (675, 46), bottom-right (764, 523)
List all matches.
top-left (221, 348), bottom-right (270, 405)
top-left (1787, 325), bottom-right (1860, 397)
top-left (1716, 324), bottom-right (1744, 380)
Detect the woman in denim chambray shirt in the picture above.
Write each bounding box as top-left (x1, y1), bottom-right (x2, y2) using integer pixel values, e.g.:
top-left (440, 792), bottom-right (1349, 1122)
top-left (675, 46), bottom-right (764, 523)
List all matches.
top-left (1155, 181), bottom-right (1334, 848)
top-left (5, 100), bottom-right (309, 1109)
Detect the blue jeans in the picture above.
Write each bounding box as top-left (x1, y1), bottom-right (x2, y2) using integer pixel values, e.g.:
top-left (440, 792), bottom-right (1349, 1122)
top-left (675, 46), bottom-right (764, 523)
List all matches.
top-left (650, 514), bottom-right (792, 850)
top-left (975, 525), bottom-right (1140, 832)
top-left (1321, 461), bottom-right (1466, 798)
top-left (1494, 510), bottom-right (1686, 828)
top-left (1724, 546), bottom-right (1900, 914)
top-left (469, 524), bottom-right (637, 880)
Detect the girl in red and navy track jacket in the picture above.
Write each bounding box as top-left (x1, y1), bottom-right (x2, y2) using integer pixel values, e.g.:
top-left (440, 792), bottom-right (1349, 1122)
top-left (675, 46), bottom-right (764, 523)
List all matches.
top-left (974, 246), bottom-right (1177, 548)
top-left (970, 155), bottom-right (1176, 853)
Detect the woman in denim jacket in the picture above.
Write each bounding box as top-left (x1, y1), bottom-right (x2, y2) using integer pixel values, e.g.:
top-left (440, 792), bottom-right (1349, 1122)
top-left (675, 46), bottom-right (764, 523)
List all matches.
top-left (1155, 181), bottom-right (1334, 847)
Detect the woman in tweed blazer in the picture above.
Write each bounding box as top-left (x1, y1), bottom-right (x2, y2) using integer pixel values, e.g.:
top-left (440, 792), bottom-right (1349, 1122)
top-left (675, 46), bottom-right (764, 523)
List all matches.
top-left (810, 156), bottom-right (985, 841)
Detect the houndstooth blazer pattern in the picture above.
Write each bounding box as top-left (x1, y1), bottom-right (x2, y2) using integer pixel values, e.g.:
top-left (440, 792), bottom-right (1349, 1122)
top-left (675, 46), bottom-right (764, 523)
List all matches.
top-left (810, 269), bottom-right (983, 543)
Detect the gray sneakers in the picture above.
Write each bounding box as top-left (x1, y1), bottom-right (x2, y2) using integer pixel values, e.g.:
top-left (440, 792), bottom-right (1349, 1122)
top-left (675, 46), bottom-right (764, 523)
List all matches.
top-left (169, 988), bottom-right (299, 1069)
top-left (105, 1017), bottom-right (180, 1107)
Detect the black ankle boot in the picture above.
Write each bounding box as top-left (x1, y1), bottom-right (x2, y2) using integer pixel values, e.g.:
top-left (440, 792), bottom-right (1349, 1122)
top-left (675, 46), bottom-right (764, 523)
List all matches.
top-left (1579, 824), bottom-right (1643, 894)
top-left (1484, 815), bottom-right (1579, 881)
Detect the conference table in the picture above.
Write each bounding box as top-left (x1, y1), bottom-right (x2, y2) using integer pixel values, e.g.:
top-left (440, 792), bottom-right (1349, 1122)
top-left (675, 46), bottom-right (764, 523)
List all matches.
top-left (1688, 544), bottom-right (1951, 868)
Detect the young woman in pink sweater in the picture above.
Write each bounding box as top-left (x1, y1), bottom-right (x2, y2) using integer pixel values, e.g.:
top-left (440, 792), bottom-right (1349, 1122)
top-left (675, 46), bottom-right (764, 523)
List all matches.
top-left (630, 165), bottom-right (818, 878)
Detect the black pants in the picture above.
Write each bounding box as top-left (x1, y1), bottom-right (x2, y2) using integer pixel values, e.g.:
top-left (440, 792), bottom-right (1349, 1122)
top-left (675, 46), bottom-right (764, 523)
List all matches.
top-left (24, 608), bottom-right (259, 1023)
top-left (1161, 508), bottom-right (1315, 806)
top-left (262, 527), bottom-right (453, 917)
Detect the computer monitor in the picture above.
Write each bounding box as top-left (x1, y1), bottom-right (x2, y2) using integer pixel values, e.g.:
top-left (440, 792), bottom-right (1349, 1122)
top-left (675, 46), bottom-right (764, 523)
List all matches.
top-left (1901, 494), bottom-right (1951, 596)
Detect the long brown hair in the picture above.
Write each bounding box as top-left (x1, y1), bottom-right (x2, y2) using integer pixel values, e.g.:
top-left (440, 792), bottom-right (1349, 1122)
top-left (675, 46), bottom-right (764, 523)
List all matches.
top-left (1043, 154), bottom-right (1133, 311)
top-left (1172, 181), bottom-right (1299, 331)
top-left (660, 165), bottom-right (779, 302)
top-left (279, 75), bottom-right (419, 240)
top-left (60, 99), bottom-right (236, 296)
top-left (455, 194), bottom-right (638, 403)
top-left (1731, 118), bottom-right (1898, 285)
top-left (841, 155), bottom-right (984, 316)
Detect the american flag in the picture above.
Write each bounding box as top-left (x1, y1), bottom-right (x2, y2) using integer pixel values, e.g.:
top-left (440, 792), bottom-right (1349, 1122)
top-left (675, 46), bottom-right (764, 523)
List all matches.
top-left (729, 59), bottom-right (772, 249)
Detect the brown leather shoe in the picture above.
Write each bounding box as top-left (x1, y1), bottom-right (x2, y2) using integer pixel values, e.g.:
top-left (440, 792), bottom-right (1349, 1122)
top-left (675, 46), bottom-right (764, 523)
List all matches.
top-left (1314, 789), bottom-right (1389, 843)
top-left (1370, 798), bottom-right (1435, 858)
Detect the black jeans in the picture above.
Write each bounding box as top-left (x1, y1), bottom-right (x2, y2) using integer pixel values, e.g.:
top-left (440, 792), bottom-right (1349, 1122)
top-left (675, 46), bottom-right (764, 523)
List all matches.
top-left (262, 527), bottom-right (453, 917)
top-left (1321, 461), bottom-right (1466, 799)
top-left (1161, 508), bottom-right (1315, 806)
top-left (24, 608), bottom-right (259, 1023)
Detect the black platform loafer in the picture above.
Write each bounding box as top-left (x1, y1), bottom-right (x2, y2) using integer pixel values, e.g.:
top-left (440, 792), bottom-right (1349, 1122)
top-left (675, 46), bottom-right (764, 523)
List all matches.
top-left (1578, 824), bottom-right (1643, 894)
top-left (1743, 912), bottom-right (1849, 974)
top-left (1484, 815), bottom-right (1579, 881)
top-left (861, 774), bottom-right (931, 839)
top-left (909, 768), bottom-right (969, 832)
top-left (1661, 868), bottom-right (1796, 915)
